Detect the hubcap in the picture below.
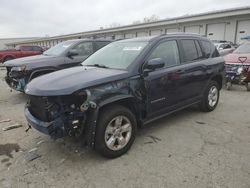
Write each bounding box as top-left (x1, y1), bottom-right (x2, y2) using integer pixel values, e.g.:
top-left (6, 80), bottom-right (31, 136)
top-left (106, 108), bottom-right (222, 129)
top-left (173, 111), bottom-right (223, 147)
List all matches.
top-left (208, 86), bottom-right (218, 107)
top-left (104, 116), bottom-right (132, 151)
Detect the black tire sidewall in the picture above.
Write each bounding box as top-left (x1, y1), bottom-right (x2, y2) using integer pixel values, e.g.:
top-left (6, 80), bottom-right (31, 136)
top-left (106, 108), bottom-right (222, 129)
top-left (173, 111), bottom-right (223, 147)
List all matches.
top-left (95, 105), bottom-right (137, 158)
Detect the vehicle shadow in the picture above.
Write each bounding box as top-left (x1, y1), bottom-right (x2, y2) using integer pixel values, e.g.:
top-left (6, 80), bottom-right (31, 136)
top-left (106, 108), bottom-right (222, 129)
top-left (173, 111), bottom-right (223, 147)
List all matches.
top-left (30, 106), bottom-right (201, 164)
top-left (137, 106), bottom-right (201, 138)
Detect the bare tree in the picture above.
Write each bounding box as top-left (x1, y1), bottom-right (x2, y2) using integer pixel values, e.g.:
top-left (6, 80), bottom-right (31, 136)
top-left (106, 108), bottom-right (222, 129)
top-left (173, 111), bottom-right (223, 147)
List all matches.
top-left (132, 20), bottom-right (141, 25)
top-left (99, 22), bottom-right (121, 30)
top-left (109, 22), bottom-right (121, 28)
top-left (143, 15), bottom-right (159, 23)
top-left (132, 14), bottom-right (160, 25)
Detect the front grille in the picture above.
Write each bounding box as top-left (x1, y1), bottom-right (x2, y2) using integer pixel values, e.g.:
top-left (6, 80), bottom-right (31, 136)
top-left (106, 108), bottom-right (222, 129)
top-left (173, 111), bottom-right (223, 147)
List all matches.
top-left (28, 95), bottom-right (85, 122)
top-left (28, 96), bottom-right (54, 122)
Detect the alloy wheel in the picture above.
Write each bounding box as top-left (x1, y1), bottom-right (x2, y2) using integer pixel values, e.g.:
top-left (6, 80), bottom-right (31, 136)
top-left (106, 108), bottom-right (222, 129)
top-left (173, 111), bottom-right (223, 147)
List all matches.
top-left (104, 115), bottom-right (132, 151)
top-left (208, 86), bottom-right (218, 107)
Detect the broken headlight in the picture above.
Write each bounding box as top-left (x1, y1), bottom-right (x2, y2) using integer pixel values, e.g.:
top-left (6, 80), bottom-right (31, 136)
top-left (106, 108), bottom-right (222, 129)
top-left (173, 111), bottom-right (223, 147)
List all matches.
top-left (12, 65), bottom-right (26, 72)
top-left (73, 89), bottom-right (97, 112)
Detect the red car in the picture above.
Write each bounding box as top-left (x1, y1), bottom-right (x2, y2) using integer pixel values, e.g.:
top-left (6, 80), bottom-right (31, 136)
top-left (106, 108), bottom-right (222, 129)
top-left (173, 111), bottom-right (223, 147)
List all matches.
top-left (0, 45), bottom-right (44, 63)
top-left (224, 41), bottom-right (250, 90)
top-left (224, 42), bottom-right (250, 64)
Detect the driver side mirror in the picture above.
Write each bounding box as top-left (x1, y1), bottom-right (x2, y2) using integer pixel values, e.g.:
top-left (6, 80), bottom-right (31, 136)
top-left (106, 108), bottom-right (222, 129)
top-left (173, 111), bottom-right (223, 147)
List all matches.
top-left (67, 49), bottom-right (79, 57)
top-left (144, 58), bottom-right (165, 71)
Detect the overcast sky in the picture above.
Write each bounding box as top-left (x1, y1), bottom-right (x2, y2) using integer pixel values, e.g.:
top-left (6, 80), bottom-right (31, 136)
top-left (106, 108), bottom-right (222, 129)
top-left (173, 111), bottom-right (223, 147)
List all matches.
top-left (0, 0), bottom-right (250, 38)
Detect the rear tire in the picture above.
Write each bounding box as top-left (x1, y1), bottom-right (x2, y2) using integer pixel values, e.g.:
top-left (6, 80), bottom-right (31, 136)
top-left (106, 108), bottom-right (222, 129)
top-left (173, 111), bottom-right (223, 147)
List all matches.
top-left (95, 105), bottom-right (137, 158)
top-left (200, 81), bottom-right (220, 112)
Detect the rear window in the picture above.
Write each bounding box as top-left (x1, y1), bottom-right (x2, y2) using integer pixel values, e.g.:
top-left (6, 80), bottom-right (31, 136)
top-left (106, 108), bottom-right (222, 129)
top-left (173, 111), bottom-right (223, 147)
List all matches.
top-left (32, 46), bottom-right (42, 51)
top-left (200, 40), bottom-right (219, 58)
top-left (200, 41), bottom-right (211, 58)
top-left (181, 40), bottom-right (199, 62)
top-left (20, 46), bottom-right (33, 51)
top-left (195, 40), bottom-right (203, 59)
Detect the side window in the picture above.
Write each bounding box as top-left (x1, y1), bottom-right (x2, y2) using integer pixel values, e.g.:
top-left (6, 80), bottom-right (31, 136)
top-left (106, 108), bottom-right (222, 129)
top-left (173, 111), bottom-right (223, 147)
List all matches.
top-left (72, 42), bottom-right (93, 56)
top-left (200, 40), bottom-right (211, 58)
top-left (20, 46), bottom-right (33, 51)
top-left (148, 40), bottom-right (180, 67)
top-left (181, 40), bottom-right (199, 62)
top-left (224, 44), bottom-right (231, 49)
top-left (32, 46), bottom-right (42, 52)
top-left (211, 44), bottom-right (220, 57)
top-left (96, 41), bottom-right (110, 50)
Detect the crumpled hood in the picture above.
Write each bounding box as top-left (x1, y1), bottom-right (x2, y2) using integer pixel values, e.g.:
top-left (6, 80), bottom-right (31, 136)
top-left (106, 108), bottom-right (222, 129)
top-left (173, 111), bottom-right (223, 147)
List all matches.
top-left (224, 53), bottom-right (250, 64)
top-left (4, 55), bottom-right (58, 69)
top-left (25, 66), bottom-right (129, 96)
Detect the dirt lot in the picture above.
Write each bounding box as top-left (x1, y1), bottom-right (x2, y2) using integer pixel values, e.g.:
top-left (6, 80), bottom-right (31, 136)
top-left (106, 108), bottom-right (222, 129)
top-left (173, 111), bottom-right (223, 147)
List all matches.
top-left (0, 68), bottom-right (250, 188)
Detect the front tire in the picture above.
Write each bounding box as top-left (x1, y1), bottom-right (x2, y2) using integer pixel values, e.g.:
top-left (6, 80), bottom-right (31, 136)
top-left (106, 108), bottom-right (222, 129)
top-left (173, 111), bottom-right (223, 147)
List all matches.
top-left (200, 81), bottom-right (220, 112)
top-left (95, 105), bottom-right (137, 158)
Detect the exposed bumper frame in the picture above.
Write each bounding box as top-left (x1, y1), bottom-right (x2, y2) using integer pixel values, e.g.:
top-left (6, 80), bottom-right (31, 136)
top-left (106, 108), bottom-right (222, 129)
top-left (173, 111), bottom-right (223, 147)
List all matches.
top-left (24, 107), bottom-right (65, 138)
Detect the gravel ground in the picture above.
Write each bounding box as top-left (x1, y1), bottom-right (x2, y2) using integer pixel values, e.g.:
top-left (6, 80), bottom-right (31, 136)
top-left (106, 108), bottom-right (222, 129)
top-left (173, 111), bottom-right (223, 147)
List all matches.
top-left (0, 68), bottom-right (250, 188)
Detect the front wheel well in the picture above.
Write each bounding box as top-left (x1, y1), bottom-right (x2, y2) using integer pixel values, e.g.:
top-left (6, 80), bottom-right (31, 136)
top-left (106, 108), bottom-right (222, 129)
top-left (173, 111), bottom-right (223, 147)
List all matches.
top-left (29, 69), bottom-right (55, 81)
top-left (211, 75), bottom-right (223, 90)
top-left (3, 56), bottom-right (15, 62)
top-left (98, 98), bottom-right (142, 127)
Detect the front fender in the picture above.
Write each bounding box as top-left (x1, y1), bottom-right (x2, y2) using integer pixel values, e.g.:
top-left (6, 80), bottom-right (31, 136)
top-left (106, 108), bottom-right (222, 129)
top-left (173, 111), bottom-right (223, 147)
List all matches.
top-left (98, 94), bottom-right (135, 107)
top-left (85, 94), bottom-right (136, 148)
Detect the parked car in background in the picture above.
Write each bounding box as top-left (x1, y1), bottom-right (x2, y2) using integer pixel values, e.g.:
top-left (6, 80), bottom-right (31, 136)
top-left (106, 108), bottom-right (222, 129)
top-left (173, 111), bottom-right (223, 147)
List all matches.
top-left (4, 39), bottom-right (111, 91)
top-left (213, 41), bottom-right (235, 56)
top-left (0, 45), bottom-right (44, 63)
top-left (224, 41), bottom-right (250, 90)
top-left (41, 46), bottom-right (50, 51)
top-left (24, 34), bottom-right (224, 158)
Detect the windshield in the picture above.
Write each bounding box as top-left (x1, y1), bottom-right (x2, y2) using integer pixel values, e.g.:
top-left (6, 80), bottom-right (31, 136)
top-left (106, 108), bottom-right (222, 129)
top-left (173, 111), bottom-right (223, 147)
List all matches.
top-left (43, 41), bottom-right (76, 56)
top-left (234, 43), bottom-right (250, 54)
top-left (82, 41), bottom-right (148, 69)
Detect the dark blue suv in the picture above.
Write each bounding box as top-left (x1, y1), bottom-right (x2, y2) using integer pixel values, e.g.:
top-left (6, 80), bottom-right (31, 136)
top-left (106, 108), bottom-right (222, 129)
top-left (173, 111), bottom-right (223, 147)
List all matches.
top-left (24, 34), bottom-right (225, 158)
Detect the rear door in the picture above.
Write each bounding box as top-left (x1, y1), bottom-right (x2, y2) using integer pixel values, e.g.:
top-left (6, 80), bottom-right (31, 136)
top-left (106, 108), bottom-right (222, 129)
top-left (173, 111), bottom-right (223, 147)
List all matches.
top-left (32, 46), bottom-right (43, 55)
top-left (20, 46), bottom-right (35, 57)
top-left (177, 38), bottom-right (209, 102)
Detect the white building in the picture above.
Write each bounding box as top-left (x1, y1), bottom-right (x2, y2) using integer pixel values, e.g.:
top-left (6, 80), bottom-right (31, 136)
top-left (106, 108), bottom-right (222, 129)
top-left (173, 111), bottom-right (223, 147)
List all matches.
top-left (5, 6), bottom-right (250, 48)
top-left (0, 37), bottom-right (39, 50)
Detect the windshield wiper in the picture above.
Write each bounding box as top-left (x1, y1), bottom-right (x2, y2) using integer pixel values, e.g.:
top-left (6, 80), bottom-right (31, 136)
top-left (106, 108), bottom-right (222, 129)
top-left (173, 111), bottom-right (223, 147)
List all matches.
top-left (85, 64), bottom-right (110, 69)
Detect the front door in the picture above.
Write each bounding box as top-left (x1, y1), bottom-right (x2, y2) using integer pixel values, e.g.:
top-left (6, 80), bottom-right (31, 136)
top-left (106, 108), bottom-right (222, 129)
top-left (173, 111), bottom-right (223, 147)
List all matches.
top-left (65, 42), bottom-right (94, 68)
top-left (144, 40), bottom-right (184, 117)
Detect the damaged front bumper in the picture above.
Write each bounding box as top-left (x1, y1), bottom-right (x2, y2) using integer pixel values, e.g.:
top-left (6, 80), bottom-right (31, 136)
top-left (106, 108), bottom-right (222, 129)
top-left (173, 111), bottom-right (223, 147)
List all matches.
top-left (24, 108), bottom-right (65, 138)
top-left (24, 91), bottom-right (99, 146)
top-left (5, 76), bottom-right (26, 91)
top-left (5, 67), bottom-right (28, 92)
